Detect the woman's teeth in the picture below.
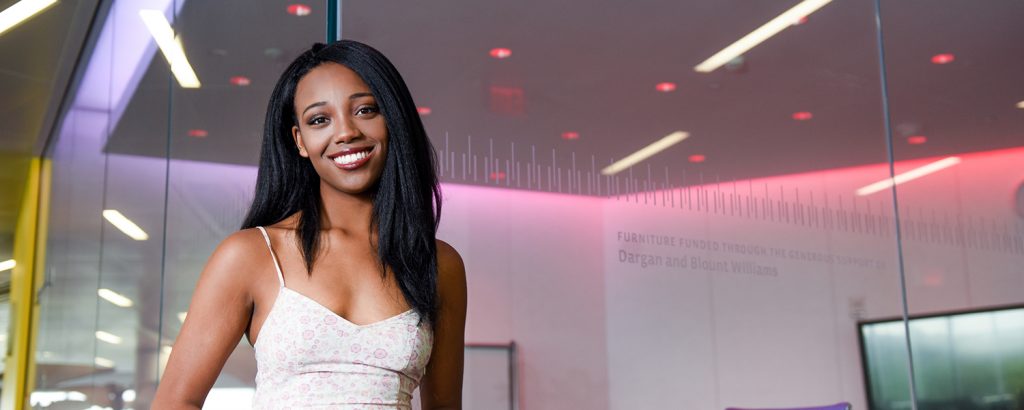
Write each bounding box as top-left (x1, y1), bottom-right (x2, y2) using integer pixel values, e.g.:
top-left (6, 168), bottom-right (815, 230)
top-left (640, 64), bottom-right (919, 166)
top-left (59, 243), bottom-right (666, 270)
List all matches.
top-left (333, 150), bottom-right (369, 165)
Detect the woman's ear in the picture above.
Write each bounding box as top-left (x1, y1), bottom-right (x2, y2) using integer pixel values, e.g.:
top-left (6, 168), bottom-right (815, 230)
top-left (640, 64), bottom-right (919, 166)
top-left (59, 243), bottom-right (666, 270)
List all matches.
top-left (292, 125), bottom-right (308, 157)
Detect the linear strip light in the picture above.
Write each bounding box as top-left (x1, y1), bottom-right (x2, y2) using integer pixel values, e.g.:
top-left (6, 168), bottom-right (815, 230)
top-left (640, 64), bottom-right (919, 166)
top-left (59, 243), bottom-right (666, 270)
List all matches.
top-left (94, 357), bottom-right (115, 368)
top-left (0, 259), bottom-right (15, 272)
top-left (98, 288), bottom-right (134, 308)
top-left (601, 131), bottom-right (689, 176)
top-left (855, 156), bottom-right (961, 196)
top-left (103, 209), bottom-right (149, 240)
top-left (0, 0), bottom-right (58, 37)
top-left (694, 0), bottom-right (832, 73)
top-left (138, 9), bottom-right (201, 88)
top-left (95, 331), bottom-right (123, 345)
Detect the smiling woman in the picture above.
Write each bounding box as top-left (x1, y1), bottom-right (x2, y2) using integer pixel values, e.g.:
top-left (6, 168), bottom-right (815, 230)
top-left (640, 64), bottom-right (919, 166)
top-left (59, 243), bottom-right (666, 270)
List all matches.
top-left (291, 63), bottom-right (390, 192)
top-left (152, 40), bottom-right (467, 409)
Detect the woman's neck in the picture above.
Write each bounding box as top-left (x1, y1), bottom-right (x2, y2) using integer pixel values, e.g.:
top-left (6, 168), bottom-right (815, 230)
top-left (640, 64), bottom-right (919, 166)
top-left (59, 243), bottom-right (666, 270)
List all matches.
top-left (317, 180), bottom-right (375, 238)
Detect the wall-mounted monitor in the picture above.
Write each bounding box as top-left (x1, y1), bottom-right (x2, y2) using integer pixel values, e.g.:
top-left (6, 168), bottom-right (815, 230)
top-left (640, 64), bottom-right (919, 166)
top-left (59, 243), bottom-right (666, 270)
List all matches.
top-left (859, 305), bottom-right (1024, 410)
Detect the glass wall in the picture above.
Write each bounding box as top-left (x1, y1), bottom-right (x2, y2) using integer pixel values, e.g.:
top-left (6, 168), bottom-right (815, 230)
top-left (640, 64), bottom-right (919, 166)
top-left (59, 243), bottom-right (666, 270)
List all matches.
top-left (32, 1), bottom-right (323, 408)
top-left (26, 0), bottom-right (1023, 409)
top-left (879, 0), bottom-right (1024, 409)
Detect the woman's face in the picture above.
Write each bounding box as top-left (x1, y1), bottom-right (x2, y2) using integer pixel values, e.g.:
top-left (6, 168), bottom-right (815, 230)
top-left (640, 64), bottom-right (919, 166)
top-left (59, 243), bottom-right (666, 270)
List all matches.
top-left (292, 62), bottom-right (388, 196)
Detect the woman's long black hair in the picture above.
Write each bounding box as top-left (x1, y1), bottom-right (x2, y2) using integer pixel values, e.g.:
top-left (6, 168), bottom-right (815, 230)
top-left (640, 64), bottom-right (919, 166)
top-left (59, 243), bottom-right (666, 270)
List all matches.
top-left (241, 40), bottom-right (442, 325)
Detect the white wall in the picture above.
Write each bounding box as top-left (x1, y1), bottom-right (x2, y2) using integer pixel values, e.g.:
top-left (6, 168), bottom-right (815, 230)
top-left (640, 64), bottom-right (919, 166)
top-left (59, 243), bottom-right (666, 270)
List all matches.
top-left (438, 184), bottom-right (611, 410)
top-left (441, 147), bottom-right (1023, 410)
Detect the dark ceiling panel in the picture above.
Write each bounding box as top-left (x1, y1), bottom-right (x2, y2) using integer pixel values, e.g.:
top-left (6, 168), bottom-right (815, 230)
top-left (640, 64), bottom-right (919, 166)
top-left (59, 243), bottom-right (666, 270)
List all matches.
top-left (100, 0), bottom-right (1024, 193)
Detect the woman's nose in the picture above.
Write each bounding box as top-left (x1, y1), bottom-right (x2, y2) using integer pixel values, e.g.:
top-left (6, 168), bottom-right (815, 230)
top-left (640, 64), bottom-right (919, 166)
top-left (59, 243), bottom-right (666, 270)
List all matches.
top-left (333, 118), bottom-right (360, 143)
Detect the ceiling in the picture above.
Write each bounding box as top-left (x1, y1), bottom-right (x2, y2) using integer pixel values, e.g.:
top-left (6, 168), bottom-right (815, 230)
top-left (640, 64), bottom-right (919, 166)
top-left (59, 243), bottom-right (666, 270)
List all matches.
top-left (104, 0), bottom-right (1024, 192)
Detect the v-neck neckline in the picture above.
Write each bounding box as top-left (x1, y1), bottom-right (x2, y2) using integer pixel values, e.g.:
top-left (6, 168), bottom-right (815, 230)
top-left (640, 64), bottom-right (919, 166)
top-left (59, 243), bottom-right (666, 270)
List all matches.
top-left (280, 286), bottom-right (416, 329)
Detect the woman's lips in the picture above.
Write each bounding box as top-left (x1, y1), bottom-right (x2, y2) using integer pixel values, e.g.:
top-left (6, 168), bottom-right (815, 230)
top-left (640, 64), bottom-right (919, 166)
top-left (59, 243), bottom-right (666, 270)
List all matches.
top-left (330, 147), bottom-right (374, 170)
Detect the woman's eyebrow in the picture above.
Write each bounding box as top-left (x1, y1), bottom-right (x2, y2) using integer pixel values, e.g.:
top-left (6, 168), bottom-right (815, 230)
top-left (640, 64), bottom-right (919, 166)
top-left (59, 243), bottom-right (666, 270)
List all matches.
top-left (301, 93), bottom-right (372, 115)
top-left (301, 101), bottom-right (326, 115)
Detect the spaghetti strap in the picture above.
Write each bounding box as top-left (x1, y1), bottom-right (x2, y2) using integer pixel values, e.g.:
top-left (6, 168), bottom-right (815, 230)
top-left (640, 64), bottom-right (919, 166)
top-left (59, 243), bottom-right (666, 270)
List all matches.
top-left (256, 226), bottom-right (286, 287)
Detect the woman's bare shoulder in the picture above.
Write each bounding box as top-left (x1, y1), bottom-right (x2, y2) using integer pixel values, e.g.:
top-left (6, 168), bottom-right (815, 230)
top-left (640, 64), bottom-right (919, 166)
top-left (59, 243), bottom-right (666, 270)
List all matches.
top-left (434, 239), bottom-right (466, 289)
top-left (199, 228), bottom-right (274, 288)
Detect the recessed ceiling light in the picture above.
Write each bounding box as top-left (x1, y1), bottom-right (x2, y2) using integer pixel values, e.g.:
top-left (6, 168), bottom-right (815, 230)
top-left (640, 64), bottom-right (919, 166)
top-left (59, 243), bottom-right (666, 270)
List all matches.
top-left (95, 331), bottom-right (123, 345)
top-left (0, 0), bottom-right (58, 37)
top-left (489, 48), bottom-right (512, 59)
top-left (138, 10), bottom-right (201, 88)
top-left (655, 82), bottom-right (677, 92)
top-left (931, 53), bottom-right (955, 64)
top-left (792, 111), bottom-right (813, 121)
top-left (416, 106), bottom-right (432, 116)
top-left (694, 0), bottom-right (833, 73)
top-left (229, 76), bottom-right (251, 86)
top-left (287, 4), bottom-right (311, 16)
top-left (855, 156), bottom-right (961, 196)
top-left (1016, 100), bottom-right (1024, 109)
top-left (689, 154), bottom-right (706, 163)
top-left (602, 131), bottom-right (690, 175)
top-left (98, 288), bottom-right (134, 308)
top-left (0, 259), bottom-right (14, 272)
top-left (561, 131), bottom-right (580, 140)
top-left (907, 135), bottom-right (927, 145)
top-left (102, 209), bottom-right (149, 240)
top-left (188, 129), bottom-right (208, 138)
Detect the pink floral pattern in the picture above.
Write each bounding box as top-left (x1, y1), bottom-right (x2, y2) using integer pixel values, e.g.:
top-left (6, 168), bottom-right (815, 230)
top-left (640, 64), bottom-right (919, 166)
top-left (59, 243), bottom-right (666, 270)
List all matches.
top-left (252, 288), bottom-right (433, 409)
top-left (252, 227), bottom-right (433, 409)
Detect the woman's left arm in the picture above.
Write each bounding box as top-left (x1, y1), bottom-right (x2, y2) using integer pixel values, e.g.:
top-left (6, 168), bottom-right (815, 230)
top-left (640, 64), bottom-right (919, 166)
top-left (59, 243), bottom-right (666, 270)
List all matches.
top-left (419, 239), bottom-right (468, 410)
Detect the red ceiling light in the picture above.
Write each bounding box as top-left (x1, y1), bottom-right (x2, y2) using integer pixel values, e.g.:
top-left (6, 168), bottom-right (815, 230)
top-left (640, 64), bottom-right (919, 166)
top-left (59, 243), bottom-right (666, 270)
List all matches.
top-left (688, 154), bottom-right (706, 163)
top-left (931, 53), bottom-right (955, 64)
top-left (907, 135), bottom-right (928, 145)
top-left (489, 48), bottom-right (512, 59)
top-left (489, 171), bottom-right (506, 181)
top-left (229, 76), bottom-right (251, 86)
top-left (655, 82), bottom-right (677, 92)
top-left (792, 111), bottom-right (813, 121)
top-left (287, 4), bottom-right (312, 16)
top-left (416, 106), bottom-right (432, 116)
top-left (561, 131), bottom-right (580, 140)
top-left (187, 129), bottom-right (208, 138)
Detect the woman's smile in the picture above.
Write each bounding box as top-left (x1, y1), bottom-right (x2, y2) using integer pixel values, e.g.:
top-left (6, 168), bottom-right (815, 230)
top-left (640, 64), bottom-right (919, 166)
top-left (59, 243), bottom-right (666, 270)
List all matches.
top-left (328, 145), bottom-right (375, 170)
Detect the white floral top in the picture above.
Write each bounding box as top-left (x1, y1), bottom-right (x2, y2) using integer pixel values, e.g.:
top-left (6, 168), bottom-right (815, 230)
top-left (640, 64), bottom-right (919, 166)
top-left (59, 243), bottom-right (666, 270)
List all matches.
top-left (252, 227), bottom-right (433, 409)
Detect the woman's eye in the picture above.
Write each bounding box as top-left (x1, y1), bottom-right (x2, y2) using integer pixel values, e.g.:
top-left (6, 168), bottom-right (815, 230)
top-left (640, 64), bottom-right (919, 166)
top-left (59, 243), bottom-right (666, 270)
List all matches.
top-left (308, 116), bottom-right (327, 126)
top-left (356, 105), bottom-right (379, 116)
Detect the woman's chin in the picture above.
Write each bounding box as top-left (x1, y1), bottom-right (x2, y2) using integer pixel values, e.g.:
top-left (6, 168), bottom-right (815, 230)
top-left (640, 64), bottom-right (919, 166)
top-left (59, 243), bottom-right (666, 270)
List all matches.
top-left (323, 179), bottom-right (379, 197)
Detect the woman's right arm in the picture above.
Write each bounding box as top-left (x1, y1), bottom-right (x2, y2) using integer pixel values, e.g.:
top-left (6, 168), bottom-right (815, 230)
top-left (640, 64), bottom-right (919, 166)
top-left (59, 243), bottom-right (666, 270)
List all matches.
top-left (152, 230), bottom-right (262, 409)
